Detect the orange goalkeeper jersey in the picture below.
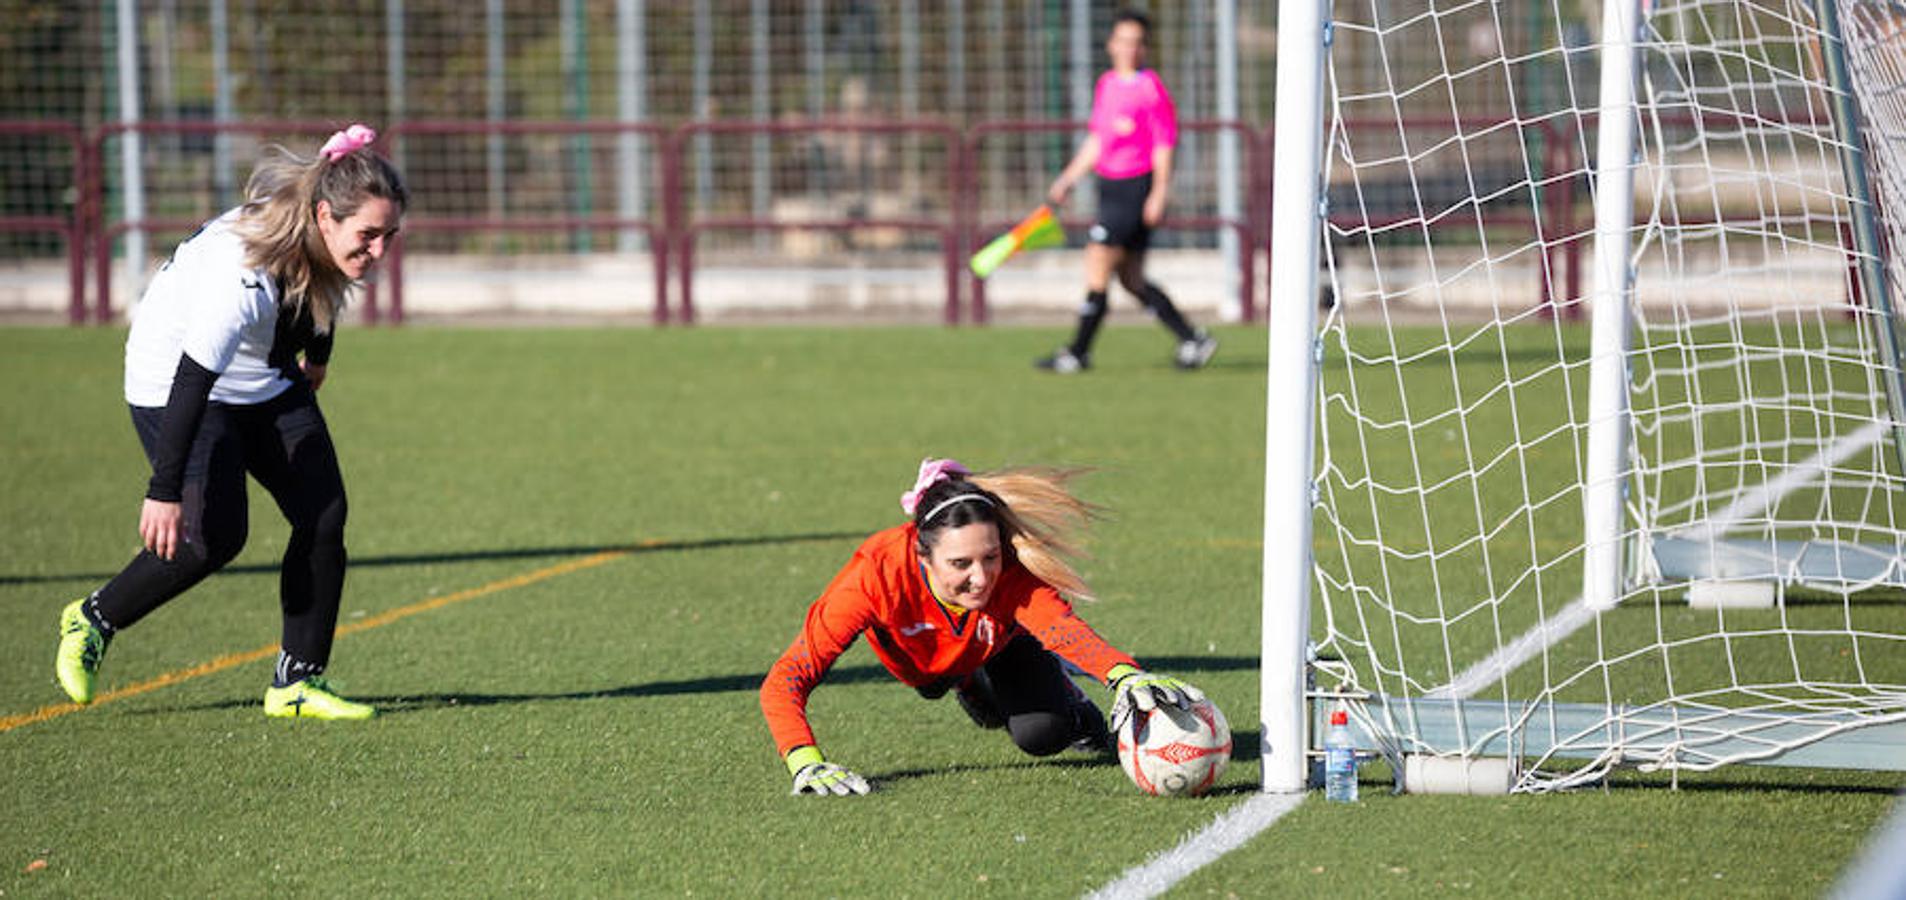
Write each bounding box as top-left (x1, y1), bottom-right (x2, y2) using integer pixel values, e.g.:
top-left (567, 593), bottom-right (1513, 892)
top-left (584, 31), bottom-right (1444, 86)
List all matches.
top-left (760, 523), bottom-right (1137, 755)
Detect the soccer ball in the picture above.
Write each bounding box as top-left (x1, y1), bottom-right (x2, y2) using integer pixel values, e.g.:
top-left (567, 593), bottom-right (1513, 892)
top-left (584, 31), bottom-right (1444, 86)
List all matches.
top-left (1117, 698), bottom-right (1232, 797)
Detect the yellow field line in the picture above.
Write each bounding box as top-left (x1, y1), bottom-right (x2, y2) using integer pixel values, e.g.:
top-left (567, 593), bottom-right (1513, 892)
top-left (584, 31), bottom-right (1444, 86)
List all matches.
top-left (0, 548), bottom-right (633, 734)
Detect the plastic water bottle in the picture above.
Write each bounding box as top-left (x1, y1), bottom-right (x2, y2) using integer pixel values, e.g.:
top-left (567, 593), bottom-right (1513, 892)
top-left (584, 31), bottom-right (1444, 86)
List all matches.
top-left (1323, 708), bottom-right (1359, 803)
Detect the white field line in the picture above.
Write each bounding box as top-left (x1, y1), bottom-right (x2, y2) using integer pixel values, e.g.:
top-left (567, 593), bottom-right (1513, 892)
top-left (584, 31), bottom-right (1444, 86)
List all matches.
top-left (1675, 420), bottom-right (1889, 544)
top-left (1081, 422), bottom-right (1888, 900)
top-left (1081, 793), bottom-right (1307, 900)
top-left (1431, 420), bottom-right (1885, 701)
top-left (1425, 596), bottom-right (1601, 701)
top-left (1833, 794), bottom-right (1906, 900)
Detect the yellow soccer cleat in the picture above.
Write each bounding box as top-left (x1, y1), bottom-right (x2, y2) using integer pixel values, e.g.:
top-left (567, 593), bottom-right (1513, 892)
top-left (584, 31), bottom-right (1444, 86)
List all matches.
top-left (263, 676), bottom-right (375, 721)
top-left (55, 599), bottom-right (109, 705)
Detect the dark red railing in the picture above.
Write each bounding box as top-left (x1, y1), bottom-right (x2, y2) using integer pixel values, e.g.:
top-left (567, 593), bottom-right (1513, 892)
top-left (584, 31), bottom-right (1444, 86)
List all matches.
top-left (1330, 116), bottom-right (1583, 320)
top-left (383, 120), bottom-right (676, 324)
top-left (668, 119), bottom-right (965, 324)
top-left (0, 122), bottom-right (90, 323)
top-left (1609, 109), bottom-right (1860, 319)
top-left (47, 115), bottom-right (1612, 326)
top-left (88, 120), bottom-right (351, 323)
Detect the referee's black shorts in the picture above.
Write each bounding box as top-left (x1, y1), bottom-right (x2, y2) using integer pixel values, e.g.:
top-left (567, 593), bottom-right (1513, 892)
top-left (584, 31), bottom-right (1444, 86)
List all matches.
top-left (1088, 172), bottom-right (1154, 252)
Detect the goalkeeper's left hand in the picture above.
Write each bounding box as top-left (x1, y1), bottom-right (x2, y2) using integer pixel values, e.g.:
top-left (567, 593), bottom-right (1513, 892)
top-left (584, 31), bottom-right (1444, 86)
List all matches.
top-left (1107, 663), bottom-right (1206, 732)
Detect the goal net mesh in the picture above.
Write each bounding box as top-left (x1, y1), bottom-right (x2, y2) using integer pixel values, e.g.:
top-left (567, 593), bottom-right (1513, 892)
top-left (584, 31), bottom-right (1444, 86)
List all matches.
top-left (1309, 0), bottom-right (1906, 790)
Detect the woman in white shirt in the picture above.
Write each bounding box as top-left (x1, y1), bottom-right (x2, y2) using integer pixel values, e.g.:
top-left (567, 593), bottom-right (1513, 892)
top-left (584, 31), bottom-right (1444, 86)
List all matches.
top-left (56, 124), bottom-right (407, 720)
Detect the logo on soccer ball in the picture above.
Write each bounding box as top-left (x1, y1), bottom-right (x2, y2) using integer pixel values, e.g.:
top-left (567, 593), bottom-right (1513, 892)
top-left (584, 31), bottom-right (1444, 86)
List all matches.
top-left (1117, 699), bottom-right (1232, 797)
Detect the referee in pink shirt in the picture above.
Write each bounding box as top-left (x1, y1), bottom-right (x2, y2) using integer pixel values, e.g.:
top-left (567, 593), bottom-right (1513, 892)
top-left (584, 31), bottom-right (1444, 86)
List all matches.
top-left (1037, 9), bottom-right (1217, 374)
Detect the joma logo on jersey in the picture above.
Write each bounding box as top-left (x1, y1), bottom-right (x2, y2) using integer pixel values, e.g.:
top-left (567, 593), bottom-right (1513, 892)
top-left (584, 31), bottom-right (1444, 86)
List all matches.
top-left (900, 622), bottom-right (936, 637)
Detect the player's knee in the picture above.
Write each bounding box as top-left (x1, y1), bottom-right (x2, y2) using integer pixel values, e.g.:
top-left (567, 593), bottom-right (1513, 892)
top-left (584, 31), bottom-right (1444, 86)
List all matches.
top-left (1007, 711), bottom-right (1074, 757)
top-left (298, 493), bottom-right (348, 549)
top-left (315, 494), bottom-right (347, 545)
top-left (1117, 272), bottom-right (1146, 298)
top-left (186, 526), bottom-right (246, 574)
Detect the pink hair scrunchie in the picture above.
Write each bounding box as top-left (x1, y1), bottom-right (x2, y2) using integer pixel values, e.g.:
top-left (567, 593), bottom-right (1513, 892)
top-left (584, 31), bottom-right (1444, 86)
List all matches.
top-left (900, 457), bottom-right (971, 516)
top-left (319, 124), bottom-right (377, 162)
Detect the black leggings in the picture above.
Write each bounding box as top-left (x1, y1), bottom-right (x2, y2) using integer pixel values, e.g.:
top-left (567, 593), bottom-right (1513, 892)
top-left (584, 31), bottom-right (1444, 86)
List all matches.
top-left (922, 633), bottom-right (1095, 757)
top-left (91, 385), bottom-right (348, 674)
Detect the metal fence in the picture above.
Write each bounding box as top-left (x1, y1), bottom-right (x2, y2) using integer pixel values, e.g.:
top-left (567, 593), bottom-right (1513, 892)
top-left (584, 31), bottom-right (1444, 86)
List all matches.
top-left (57, 117), bottom-right (1280, 323)
top-left (23, 115), bottom-right (1596, 324)
top-left (0, 0), bottom-right (1604, 323)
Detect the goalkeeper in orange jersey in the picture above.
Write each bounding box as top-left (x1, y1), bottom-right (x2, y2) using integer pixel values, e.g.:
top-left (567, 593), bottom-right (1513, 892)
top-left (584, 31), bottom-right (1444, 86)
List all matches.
top-left (759, 458), bottom-right (1207, 796)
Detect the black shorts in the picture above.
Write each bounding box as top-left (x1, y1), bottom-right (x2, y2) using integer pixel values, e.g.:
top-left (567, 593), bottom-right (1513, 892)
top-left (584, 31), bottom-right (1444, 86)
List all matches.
top-left (1089, 172), bottom-right (1154, 252)
top-left (915, 632), bottom-right (1096, 757)
top-left (914, 632), bottom-right (1074, 714)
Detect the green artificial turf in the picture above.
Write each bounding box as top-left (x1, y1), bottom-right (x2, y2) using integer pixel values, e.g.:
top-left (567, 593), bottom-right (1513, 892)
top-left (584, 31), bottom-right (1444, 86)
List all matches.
top-left (0, 325), bottom-right (1897, 898)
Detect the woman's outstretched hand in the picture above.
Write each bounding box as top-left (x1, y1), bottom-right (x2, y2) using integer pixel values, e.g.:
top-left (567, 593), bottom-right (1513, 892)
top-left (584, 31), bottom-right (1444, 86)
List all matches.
top-left (1107, 664), bottom-right (1206, 732)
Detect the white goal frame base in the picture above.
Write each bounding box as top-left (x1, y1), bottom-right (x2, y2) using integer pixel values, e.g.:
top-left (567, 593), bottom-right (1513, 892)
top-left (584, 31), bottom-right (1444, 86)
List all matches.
top-left (1313, 695), bottom-right (1906, 792)
top-left (1648, 536), bottom-right (1906, 596)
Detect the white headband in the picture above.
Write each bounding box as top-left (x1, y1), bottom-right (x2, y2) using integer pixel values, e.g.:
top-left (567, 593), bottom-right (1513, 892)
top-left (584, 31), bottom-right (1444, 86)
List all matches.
top-left (920, 492), bottom-right (996, 525)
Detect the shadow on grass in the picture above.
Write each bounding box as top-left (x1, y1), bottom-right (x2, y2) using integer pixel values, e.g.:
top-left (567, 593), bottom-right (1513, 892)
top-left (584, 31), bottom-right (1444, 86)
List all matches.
top-left (136, 664), bottom-right (894, 715)
top-left (0, 529), bottom-right (870, 586)
top-left (135, 656), bottom-right (1265, 717)
top-left (874, 731), bottom-right (1265, 794)
top-left (1589, 772), bottom-right (1905, 797)
top-left (873, 755), bottom-right (1118, 784)
top-left (1147, 357), bottom-right (1262, 375)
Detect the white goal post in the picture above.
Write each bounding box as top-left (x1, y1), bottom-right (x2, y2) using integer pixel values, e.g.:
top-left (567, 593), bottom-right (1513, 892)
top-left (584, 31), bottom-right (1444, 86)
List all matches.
top-left (1262, 0), bottom-right (1906, 794)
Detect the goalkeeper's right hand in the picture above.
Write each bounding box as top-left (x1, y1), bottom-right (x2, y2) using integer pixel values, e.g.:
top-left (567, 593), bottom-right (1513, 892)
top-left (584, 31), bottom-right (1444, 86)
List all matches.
top-left (786, 745), bottom-right (871, 796)
top-left (1106, 664), bottom-right (1207, 733)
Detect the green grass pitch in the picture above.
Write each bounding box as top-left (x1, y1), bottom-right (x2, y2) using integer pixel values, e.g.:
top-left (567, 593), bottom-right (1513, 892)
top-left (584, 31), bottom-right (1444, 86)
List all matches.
top-left (1, 324), bottom-right (1899, 897)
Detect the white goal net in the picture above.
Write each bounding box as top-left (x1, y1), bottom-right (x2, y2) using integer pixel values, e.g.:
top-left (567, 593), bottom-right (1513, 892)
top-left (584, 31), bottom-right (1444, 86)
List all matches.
top-left (1278, 0), bottom-right (1906, 792)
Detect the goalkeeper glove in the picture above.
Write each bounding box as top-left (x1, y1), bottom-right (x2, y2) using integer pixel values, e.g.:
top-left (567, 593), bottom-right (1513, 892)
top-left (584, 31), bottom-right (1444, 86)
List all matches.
top-left (1106, 663), bottom-right (1206, 732)
top-left (785, 745), bottom-right (871, 796)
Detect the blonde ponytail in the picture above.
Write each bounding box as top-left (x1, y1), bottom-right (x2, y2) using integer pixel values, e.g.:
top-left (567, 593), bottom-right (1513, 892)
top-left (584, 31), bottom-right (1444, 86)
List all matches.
top-left (968, 467), bottom-right (1104, 602)
top-left (233, 137), bottom-right (407, 333)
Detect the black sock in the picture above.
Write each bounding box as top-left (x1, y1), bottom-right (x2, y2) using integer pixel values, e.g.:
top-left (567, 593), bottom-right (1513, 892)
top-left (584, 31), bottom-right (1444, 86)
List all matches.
top-left (1068, 290), bottom-right (1109, 357)
top-left (81, 592), bottom-right (117, 638)
top-left (273, 651), bottom-right (324, 688)
top-left (1139, 282), bottom-right (1198, 342)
